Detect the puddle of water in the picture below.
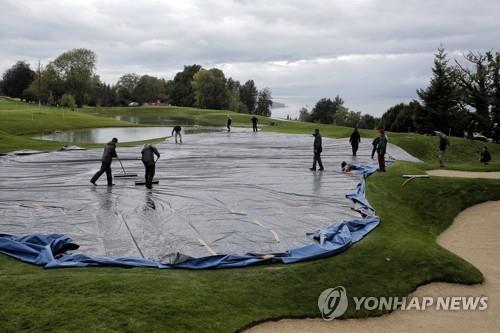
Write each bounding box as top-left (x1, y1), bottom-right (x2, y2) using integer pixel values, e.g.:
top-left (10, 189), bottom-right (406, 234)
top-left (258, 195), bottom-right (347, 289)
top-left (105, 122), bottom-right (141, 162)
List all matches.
top-left (36, 126), bottom-right (224, 143)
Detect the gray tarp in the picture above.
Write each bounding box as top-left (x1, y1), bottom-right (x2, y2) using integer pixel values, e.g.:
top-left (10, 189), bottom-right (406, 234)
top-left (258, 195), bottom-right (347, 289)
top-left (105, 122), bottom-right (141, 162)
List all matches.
top-left (0, 129), bottom-right (419, 261)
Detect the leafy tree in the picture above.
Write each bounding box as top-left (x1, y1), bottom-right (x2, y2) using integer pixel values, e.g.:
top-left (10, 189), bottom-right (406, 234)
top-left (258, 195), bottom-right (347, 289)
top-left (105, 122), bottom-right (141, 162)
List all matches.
top-left (134, 75), bottom-right (167, 104)
top-left (239, 80), bottom-right (258, 113)
top-left (23, 65), bottom-right (62, 104)
top-left (116, 73), bottom-right (140, 105)
top-left (379, 101), bottom-right (421, 132)
top-left (169, 64), bottom-right (202, 106)
top-left (359, 114), bottom-right (377, 129)
top-left (59, 94), bottom-right (76, 110)
top-left (298, 107), bottom-right (311, 122)
top-left (455, 52), bottom-right (491, 134)
top-left (192, 68), bottom-right (229, 109)
top-left (255, 88), bottom-right (273, 116)
top-left (226, 78), bottom-right (241, 112)
top-left (310, 95), bottom-right (343, 124)
top-left (417, 47), bottom-right (464, 135)
top-left (1, 61), bottom-right (35, 100)
top-left (50, 48), bottom-right (97, 107)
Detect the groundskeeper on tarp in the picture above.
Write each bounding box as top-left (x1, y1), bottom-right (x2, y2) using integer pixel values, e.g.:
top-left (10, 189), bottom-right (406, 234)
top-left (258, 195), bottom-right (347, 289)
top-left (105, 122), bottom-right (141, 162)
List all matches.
top-left (0, 130), bottom-right (418, 269)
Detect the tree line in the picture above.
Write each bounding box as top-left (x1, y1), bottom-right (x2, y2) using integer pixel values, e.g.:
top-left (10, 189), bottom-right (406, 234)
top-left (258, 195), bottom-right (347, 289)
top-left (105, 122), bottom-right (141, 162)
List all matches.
top-left (0, 48), bottom-right (273, 116)
top-left (379, 47), bottom-right (500, 139)
top-left (298, 96), bottom-right (378, 129)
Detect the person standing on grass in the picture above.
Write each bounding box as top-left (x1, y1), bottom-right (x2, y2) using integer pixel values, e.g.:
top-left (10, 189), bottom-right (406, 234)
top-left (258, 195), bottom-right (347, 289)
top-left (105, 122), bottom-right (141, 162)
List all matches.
top-left (227, 116), bottom-right (232, 132)
top-left (172, 125), bottom-right (182, 144)
top-left (371, 136), bottom-right (380, 159)
top-left (438, 132), bottom-right (450, 167)
top-left (377, 129), bottom-right (388, 172)
top-left (349, 127), bottom-right (361, 156)
top-left (251, 116), bottom-right (258, 132)
top-left (310, 128), bottom-right (324, 171)
top-left (141, 144), bottom-right (160, 189)
top-left (90, 138), bottom-right (118, 186)
top-left (480, 146), bottom-right (491, 164)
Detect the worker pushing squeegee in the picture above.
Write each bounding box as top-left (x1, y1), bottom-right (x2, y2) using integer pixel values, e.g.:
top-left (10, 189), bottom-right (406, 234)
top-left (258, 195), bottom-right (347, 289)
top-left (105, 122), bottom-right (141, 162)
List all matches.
top-left (90, 137), bottom-right (120, 186)
top-left (139, 144), bottom-right (160, 189)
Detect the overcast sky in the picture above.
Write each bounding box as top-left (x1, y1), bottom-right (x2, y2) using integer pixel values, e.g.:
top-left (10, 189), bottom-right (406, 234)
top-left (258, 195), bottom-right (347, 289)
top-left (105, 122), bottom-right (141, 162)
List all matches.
top-left (1, 0), bottom-right (499, 116)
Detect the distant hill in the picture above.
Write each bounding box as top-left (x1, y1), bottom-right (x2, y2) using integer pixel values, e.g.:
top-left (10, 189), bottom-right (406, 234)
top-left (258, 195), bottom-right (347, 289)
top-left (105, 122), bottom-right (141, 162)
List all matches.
top-left (271, 101), bottom-right (286, 108)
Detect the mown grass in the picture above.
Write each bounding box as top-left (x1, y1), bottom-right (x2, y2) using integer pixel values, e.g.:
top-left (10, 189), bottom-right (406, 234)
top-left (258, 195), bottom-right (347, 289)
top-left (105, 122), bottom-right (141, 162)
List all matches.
top-left (0, 98), bottom-right (161, 153)
top-left (1, 162), bottom-right (499, 332)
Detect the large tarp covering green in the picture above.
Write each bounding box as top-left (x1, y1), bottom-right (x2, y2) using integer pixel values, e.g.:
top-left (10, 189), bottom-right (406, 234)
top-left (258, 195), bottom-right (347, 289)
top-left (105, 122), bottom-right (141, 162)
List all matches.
top-left (0, 130), bottom-right (416, 268)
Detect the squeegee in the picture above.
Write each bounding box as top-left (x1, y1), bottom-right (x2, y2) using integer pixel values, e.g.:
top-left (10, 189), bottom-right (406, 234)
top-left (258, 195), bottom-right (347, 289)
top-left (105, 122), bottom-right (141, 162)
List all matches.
top-left (135, 180), bottom-right (159, 185)
top-left (114, 158), bottom-right (138, 178)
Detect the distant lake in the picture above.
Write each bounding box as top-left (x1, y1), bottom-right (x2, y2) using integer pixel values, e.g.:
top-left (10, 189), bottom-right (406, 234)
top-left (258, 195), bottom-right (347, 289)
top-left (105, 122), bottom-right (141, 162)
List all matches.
top-left (36, 126), bottom-right (222, 143)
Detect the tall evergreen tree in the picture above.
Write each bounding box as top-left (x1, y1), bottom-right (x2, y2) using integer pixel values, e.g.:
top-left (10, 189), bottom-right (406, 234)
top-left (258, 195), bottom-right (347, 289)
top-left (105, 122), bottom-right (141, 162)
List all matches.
top-left (455, 52), bottom-right (491, 134)
top-left (487, 51), bottom-right (500, 126)
top-left (416, 47), bottom-right (464, 135)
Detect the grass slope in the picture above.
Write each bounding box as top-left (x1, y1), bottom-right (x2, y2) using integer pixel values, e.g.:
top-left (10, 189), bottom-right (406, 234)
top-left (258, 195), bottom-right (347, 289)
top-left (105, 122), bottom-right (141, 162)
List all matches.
top-left (0, 98), bottom-right (153, 153)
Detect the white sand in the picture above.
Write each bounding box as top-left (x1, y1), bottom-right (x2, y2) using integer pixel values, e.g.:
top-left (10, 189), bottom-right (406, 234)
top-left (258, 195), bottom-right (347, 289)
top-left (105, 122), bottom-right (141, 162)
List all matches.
top-left (427, 169), bottom-right (500, 179)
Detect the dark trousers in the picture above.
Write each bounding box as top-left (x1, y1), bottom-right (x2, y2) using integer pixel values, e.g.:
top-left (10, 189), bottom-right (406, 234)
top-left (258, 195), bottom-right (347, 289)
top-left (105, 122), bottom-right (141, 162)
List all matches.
top-left (253, 123), bottom-right (258, 132)
top-left (91, 162), bottom-right (112, 185)
top-left (351, 143), bottom-right (359, 156)
top-left (378, 153), bottom-right (386, 172)
top-left (313, 152), bottom-right (324, 170)
top-left (143, 162), bottom-right (155, 189)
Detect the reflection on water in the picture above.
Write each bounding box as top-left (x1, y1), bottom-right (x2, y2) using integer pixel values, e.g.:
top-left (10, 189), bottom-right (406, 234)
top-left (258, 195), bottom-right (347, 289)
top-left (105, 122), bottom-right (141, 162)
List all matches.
top-left (114, 115), bottom-right (195, 125)
top-left (36, 126), bottom-right (224, 143)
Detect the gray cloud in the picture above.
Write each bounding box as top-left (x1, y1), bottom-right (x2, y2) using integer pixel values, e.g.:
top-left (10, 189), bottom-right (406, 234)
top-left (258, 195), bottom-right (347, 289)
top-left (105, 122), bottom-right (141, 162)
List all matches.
top-left (1, 0), bottom-right (499, 116)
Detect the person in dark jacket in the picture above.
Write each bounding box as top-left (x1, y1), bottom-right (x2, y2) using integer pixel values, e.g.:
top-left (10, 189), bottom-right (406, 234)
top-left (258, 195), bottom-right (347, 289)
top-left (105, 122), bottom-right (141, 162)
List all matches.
top-left (377, 129), bottom-right (388, 172)
top-left (349, 127), bottom-right (361, 156)
top-left (90, 138), bottom-right (118, 186)
top-left (172, 125), bottom-right (182, 144)
top-left (437, 132), bottom-right (449, 167)
top-left (480, 146), bottom-right (491, 164)
top-left (341, 161), bottom-right (354, 173)
top-left (251, 116), bottom-right (258, 132)
top-left (227, 116), bottom-right (232, 132)
top-left (371, 136), bottom-right (380, 159)
top-left (310, 128), bottom-right (324, 171)
top-left (141, 144), bottom-right (160, 189)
